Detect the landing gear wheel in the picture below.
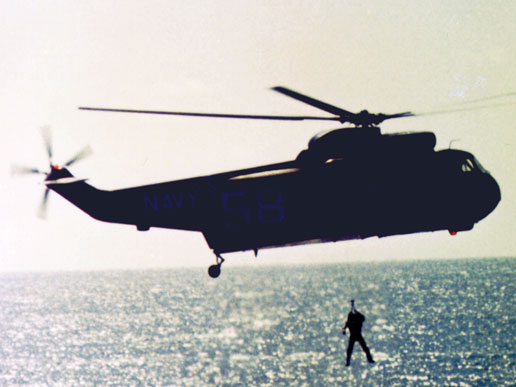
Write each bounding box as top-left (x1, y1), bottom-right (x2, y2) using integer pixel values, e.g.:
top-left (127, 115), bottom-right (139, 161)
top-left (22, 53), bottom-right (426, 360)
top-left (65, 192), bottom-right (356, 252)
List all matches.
top-left (208, 264), bottom-right (221, 278)
top-left (208, 254), bottom-right (225, 279)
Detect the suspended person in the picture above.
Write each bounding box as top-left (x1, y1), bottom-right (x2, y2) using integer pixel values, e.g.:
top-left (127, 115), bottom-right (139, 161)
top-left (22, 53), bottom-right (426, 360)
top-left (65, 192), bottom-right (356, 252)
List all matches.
top-left (342, 299), bottom-right (375, 366)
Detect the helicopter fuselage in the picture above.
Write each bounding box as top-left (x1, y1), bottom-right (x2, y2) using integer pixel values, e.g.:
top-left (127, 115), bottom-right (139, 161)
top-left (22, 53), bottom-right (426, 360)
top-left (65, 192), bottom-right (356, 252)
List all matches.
top-left (47, 137), bottom-right (500, 256)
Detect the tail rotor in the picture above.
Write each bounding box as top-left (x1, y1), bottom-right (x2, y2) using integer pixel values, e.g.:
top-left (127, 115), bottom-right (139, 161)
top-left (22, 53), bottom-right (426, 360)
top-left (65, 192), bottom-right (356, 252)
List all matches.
top-left (63, 145), bottom-right (93, 168)
top-left (11, 127), bottom-right (92, 219)
top-left (38, 187), bottom-right (51, 219)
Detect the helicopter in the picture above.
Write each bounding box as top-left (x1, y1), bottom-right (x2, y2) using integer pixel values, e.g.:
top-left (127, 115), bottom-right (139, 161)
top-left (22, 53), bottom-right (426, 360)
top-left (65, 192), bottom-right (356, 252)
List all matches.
top-left (16, 87), bottom-right (501, 278)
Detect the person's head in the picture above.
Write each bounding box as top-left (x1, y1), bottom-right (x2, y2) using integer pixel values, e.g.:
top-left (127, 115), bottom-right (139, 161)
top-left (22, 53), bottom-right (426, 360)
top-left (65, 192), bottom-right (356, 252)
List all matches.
top-left (350, 299), bottom-right (355, 311)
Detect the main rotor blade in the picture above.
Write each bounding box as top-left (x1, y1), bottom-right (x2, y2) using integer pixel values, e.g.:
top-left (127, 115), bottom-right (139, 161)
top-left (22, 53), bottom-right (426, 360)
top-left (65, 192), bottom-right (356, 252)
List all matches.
top-left (41, 126), bottom-right (53, 163)
top-left (79, 107), bottom-right (340, 122)
top-left (447, 91), bottom-right (516, 106)
top-left (382, 112), bottom-right (415, 120)
top-left (272, 86), bottom-right (355, 118)
top-left (63, 145), bottom-right (93, 167)
top-left (359, 111), bottom-right (414, 126)
top-left (415, 102), bottom-right (514, 117)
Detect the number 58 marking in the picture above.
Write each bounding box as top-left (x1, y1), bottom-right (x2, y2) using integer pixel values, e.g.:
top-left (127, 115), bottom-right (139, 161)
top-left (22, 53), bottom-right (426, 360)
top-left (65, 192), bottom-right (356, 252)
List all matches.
top-left (223, 189), bottom-right (284, 228)
top-left (256, 189), bottom-right (284, 224)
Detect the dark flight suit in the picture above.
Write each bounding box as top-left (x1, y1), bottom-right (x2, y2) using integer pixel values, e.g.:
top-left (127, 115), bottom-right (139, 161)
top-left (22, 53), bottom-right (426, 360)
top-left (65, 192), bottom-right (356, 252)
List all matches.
top-left (343, 310), bottom-right (374, 366)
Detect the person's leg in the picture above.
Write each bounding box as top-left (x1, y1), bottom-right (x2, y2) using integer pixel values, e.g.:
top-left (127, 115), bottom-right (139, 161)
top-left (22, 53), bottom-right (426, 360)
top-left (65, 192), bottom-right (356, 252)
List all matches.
top-left (357, 335), bottom-right (374, 363)
top-left (346, 336), bottom-right (356, 366)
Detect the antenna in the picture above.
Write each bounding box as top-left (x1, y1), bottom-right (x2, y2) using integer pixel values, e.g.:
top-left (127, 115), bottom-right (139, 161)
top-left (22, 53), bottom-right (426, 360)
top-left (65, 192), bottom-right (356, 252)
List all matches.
top-left (448, 139), bottom-right (460, 149)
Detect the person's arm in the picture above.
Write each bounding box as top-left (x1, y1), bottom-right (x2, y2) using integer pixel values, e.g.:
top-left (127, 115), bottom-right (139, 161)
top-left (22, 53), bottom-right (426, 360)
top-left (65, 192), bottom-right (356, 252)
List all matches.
top-left (342, 317), bottom-right (349, 334)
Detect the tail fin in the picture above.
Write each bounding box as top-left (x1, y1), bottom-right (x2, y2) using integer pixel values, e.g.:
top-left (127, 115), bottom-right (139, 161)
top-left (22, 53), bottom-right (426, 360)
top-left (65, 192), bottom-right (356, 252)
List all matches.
top-left (46, 167), bottom-right (112, 222)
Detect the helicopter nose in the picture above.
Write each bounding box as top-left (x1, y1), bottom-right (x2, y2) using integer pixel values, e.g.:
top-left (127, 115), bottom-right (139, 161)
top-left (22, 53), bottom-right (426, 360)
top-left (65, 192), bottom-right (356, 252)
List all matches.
top-left (476, 174), bottom-right (501, 221)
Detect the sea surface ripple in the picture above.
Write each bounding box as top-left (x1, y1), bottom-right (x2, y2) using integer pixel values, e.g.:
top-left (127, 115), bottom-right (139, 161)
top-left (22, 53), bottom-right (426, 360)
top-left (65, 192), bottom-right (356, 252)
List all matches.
top-left (0, 257), bottom-right (514, 386)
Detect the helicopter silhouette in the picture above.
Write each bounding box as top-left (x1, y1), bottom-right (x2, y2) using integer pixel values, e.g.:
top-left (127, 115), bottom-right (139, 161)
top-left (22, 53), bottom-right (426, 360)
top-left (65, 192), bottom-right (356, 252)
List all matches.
top-left (16, 87), bottom-right (501, 278)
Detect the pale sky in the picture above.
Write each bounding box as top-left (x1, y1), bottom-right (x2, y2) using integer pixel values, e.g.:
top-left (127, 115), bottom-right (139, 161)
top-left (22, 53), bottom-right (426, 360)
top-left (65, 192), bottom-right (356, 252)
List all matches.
top-left (2, 1), bottom-right (516, 272)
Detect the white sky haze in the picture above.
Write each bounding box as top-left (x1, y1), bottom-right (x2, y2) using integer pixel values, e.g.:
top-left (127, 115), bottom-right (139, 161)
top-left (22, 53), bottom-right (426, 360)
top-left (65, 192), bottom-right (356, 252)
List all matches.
top-left (2, 1), bottom-right (516, 272)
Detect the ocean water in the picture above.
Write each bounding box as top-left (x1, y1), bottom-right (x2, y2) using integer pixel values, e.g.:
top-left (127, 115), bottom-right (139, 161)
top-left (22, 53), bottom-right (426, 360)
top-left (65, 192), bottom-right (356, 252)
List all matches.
top-left (0, 258), bottom-right (514, 386)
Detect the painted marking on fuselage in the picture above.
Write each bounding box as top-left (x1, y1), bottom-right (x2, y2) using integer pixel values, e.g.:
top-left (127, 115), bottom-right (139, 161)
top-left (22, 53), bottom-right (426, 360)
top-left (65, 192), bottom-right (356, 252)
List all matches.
top-left (222, 188), bottom-right (285, 229)
top-left (144, 189), bottom-right (199, 212)
top-left (144, 195), bottom-right (158, 211)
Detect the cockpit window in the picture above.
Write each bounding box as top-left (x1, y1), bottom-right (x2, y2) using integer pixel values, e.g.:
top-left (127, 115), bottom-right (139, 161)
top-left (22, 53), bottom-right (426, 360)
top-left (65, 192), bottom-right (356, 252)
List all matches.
top-left (461, 158), bottom-right (474, 172)
top-left (472, 157), bottom-right (487, 173)
top-left (461, 157), bottom-right (486, 173)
